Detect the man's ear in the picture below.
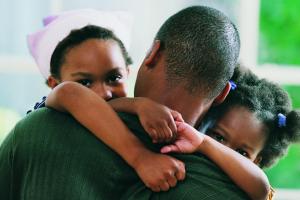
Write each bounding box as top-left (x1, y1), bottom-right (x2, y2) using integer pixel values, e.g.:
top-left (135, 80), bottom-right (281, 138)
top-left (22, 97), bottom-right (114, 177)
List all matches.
top-left (144, 40), bottom-right (161, 67)
top-left (213, 82), bottom-right (231, 106)
top-left (47, 76), bottom-right (60, 89)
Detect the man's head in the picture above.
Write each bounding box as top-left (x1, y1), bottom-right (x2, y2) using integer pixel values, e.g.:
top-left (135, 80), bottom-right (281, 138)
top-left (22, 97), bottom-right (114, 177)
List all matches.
top-left (134, 6), bottom-right (240, 126)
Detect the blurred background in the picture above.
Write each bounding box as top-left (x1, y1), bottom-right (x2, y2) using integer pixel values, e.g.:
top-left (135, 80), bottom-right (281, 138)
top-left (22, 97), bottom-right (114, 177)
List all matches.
top-left (0, 0), bottom-right (299, 199)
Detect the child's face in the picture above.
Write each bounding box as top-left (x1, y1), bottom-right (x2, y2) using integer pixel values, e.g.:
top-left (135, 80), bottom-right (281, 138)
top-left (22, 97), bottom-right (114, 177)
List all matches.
top-left (51, 39), bottom-right (128, 101)
top-left (207, 106), bottom-right (266, 164)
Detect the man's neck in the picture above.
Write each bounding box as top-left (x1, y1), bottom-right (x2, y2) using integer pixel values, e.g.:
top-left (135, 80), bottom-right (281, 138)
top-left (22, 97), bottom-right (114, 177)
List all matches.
top-left (143, 87), bottom-right (212, 127)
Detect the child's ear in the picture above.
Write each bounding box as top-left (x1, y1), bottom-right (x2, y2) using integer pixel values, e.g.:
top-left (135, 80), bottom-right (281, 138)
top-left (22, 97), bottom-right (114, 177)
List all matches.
top-left (144, 40), bottom-right (161, 67)
top-left (254, 156), bottom-right (262, 165)
top-left (47, 76), bottom-right (60, 89)
top-left (212, 82), bottom-right (231, 106)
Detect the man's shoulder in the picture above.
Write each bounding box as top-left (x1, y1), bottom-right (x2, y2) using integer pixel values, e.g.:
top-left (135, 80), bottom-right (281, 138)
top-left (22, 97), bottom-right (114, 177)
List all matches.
top-left (17, 108), bottom-right (82, 132)
top-left (22, 107), bottom-right (74, 124)
top-left (11, 108), bottom-right (86, 144)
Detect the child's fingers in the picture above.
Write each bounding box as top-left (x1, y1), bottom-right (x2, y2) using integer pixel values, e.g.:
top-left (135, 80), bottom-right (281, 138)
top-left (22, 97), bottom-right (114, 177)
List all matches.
top-left (162, 125), bottom-right (173, 142)
top-left (167, 176), bottom-right (177, 188)
top-left (157, 126), bottom-right (166, 143)
top-left (175, 121), bottom-right (185, 132)
top-left (166, 126), bottom-right (175, 142)
top-left (174, 161), bottom-right (186, 181)
top-left (175, 121), bottom-right (181, 126)
top-left (150, 186), bottom-right (160, 192)
top-left (146, 127), bottom-right (158, 143)
top-left (150, 122), bottom-right (174, 143)
top-left (168, 117), bottom-right (177, 136)
top-left (152, 129), bottom-right (159, 143)
top-left (160, 145), bottom-right (179, 153)
top-left (149, 125), bottom-right (168, 143)
top-left (159, 181), bottom-right (170, 191)
top-left (171, 110), bottom-right (184, 122)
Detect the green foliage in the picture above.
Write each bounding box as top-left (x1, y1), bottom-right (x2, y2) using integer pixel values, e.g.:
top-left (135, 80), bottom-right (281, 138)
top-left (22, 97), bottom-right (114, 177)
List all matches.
top-left (282, 85), bottom-right (300, 108)
top-left (259, 0), bottom-right (300, 65)
top-left (265, 144), bottom-right (300, 188)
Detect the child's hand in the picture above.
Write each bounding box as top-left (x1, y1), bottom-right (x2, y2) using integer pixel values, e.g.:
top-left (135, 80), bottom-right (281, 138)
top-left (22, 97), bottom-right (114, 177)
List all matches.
top-left (133, 151), bottom-right (185, 192)
top-left (136, 98), bottom-right (184, 143)
top-left (161, 122), bottom-right (205, 154)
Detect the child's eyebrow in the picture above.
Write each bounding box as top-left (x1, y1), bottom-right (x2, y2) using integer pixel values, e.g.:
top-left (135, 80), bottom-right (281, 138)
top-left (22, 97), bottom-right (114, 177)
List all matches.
top-left (71, 72), bottom-right (93, 78)
top-left (241, 144), bottom-right (254, 153)
top-left (108, 67), bottom-right (127, 73)
top-left (215, 125), bottom-right (230, 139)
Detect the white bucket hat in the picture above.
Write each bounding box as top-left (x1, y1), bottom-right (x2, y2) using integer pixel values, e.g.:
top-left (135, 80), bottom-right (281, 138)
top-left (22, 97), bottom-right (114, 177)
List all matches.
top-left (27, 9), bottom-right (133, 79)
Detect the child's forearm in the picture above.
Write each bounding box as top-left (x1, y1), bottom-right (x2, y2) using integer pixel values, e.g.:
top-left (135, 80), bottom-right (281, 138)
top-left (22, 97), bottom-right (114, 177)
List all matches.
top-left (45, 83), bottom-right (69, 112)
top-left (108, 97), bottom-right (145, 114)
top-left (45, 82), bottom-right (187, 190)
top-left (45, 82), bottom-right (149, 168)
top-left (198, 136), bottom-right (270, 200)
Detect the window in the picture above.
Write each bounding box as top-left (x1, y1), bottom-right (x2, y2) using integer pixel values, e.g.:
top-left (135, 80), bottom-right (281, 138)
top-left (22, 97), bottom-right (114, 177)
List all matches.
top-left (257, 0), bottom-right (300, 193)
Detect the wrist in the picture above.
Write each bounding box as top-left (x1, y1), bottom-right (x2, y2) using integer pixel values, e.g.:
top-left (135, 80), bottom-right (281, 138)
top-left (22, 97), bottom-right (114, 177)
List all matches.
top-left (197, 135), bottom-right (210, 154)
top-left (135, 97), bottom-right (148, 114)
top-left (129, 147), bottom-right (153, 170)
top-left (124, 143), bottom-right (151, 169)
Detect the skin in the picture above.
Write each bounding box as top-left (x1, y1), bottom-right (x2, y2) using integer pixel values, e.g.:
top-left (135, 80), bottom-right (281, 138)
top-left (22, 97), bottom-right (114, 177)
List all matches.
top-left (161, 105), bottom-right (270, 200)
top-left (207, 106), bottom-right (267, 163)
top-left (48, 39), bottom-right (129, 100)
top-left (45, 39), bottom-right (232, 193)
top-left (45, 38), bottom-right (186, 192)
top-left (44, 38), bottom-right (269, 198)
top-left (45, 40), bottom-right (230, 192)
top-left (134, 41), bottom-right (231, 126)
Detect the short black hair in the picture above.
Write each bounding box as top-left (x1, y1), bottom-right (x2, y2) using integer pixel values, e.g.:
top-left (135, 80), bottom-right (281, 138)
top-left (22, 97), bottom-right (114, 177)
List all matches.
top-left (155, 6), bottom-right (240, 98)
top-left (50, 25), bottom-right (132, 79)
top-left (209, 65), bottom-right (300, 168)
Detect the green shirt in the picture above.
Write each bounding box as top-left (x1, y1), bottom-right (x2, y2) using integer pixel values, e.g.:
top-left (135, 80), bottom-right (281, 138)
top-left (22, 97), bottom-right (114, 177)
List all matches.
top-left (0, 108), bottom-right (249, 200)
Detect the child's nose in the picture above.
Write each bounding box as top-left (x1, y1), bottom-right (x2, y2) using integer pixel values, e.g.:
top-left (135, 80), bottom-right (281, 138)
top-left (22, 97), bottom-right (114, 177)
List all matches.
top-left (92, 84), bottom-right (112, 101)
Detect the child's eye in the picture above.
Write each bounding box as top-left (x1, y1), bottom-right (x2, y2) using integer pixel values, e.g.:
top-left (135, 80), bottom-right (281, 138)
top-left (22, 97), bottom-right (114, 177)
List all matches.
top-left (214, 134), bottom-right (225, 143)
top-left (236, 149), bottom-right (249, 158)
top-left (77, 79), bottom-right (92, 87)
top-left (207, 129), bottom-right (226, 143)
top-left (107, 74), bottom-right (123, 84)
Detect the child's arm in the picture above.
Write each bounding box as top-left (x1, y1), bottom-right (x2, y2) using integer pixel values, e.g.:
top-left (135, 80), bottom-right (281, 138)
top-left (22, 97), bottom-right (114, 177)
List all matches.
top-left (46, 81), bottom-right (185, 192)
top-left (161, 122), bottom-right (270, 200)
top-left (109, 97), bottom-right (183, 143)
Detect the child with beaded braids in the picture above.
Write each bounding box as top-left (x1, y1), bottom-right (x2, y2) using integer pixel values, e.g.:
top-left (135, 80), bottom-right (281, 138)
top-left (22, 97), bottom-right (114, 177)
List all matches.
top-left (161, 65), bottom-right (300, 200)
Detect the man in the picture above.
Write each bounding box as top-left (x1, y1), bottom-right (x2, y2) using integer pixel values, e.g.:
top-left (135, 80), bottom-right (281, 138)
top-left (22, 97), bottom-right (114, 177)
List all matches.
top-left (0, 6), bottom-right (248, 199)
